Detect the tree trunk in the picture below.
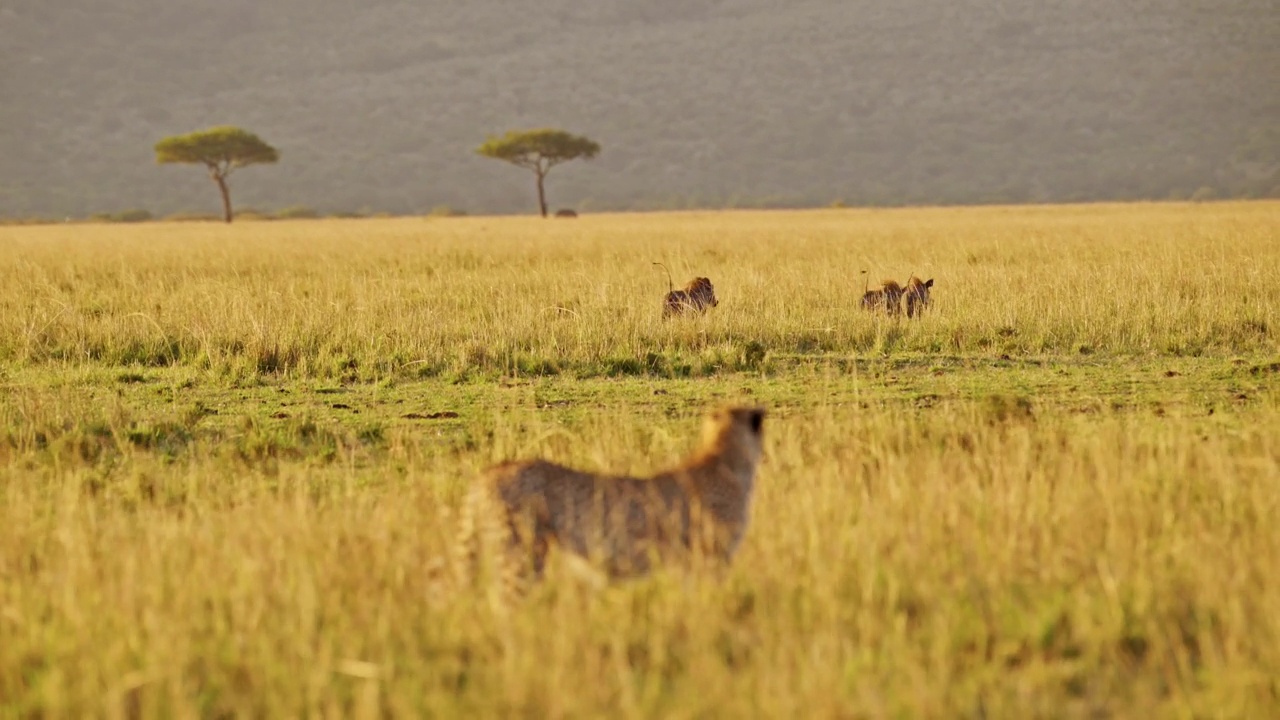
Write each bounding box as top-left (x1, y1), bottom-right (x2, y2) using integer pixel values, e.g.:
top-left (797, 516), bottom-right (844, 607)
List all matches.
top-left (213, 173), bottom-right (233, 223)
top-left (535, 169), bottom-right (548, 218)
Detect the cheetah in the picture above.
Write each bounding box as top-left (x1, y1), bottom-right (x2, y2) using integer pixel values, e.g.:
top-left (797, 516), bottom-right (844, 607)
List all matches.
top-left (459, 406), bottom-right (766, 585)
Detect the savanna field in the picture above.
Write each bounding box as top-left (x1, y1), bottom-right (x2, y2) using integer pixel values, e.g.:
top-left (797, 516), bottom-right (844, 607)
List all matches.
top-left (1, 203), bottom-right (1278, 718)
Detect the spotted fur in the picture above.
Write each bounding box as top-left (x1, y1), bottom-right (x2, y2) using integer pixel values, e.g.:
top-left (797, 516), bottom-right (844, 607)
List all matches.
top-left (459, 406), bottom-right (766, 587)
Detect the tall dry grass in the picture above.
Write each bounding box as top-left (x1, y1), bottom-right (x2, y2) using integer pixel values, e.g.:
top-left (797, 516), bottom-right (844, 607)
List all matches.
top-left (1, 202), bottom-right (1278, 717)
top-left (2, 402), bottom-right (1277, 717)
top-left (1, 202), bottom-right (1275, 382)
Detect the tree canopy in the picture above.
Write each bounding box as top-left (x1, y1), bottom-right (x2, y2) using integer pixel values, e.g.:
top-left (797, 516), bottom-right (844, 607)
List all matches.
top-left (155, 126), bottom-right (279, 222)
top-left (476, 129), bottom-right (600, 217)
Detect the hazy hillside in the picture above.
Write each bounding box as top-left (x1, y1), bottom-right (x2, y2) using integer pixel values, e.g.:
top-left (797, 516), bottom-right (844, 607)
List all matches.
top-left (1, 0), bottom-right (1277, 217)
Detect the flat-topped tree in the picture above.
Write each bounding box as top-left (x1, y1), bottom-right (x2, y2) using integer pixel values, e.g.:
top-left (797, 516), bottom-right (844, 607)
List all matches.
top-left (476, 129), bottom-right (600, 217)
top-left (155, 126), bottom-right (279, 223)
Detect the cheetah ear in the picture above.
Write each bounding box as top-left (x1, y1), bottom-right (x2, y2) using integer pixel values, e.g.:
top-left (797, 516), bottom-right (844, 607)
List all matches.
top-left (925, 278), bottom-right (934, 288)
top-left (748, 409), bottom-right (765, 434)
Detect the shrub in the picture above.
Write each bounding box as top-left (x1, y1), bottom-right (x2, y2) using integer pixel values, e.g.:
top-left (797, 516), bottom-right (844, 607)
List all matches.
top-left (0, 216), bottom-right (59, 226)
top-left (1190, 186), bottom-right (1217, 202)
top-left (164, 211), bottom-right (221, 222)
top-left (88, 210), bottom-right (152, 223)
top-left (274, 205), bottom-right (320, 220)
top-left (235, 208), bottom-right (273, 221)
top-left (115, 209), bottom-right (152, 223)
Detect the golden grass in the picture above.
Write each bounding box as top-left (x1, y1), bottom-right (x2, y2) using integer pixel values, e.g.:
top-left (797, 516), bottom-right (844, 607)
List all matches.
top-left (1, 202), bottom-right (1278, 717)
top-left (2, 202), bottom-right (1275, 378)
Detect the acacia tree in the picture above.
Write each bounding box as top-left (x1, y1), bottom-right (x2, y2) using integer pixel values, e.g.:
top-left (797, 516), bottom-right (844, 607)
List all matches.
top-left (155, 126), bottom-right (279, 223)
top-left (476, 129), bottom-right (600, 217)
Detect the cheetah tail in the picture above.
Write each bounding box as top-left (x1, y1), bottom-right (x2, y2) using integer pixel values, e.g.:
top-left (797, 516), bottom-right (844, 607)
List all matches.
top-left (653, 262), bottom-right (674, 294)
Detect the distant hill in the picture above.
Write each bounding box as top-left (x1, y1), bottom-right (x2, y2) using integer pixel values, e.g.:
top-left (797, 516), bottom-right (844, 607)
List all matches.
top-left (1, 0), bottom-right (1277, 218)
